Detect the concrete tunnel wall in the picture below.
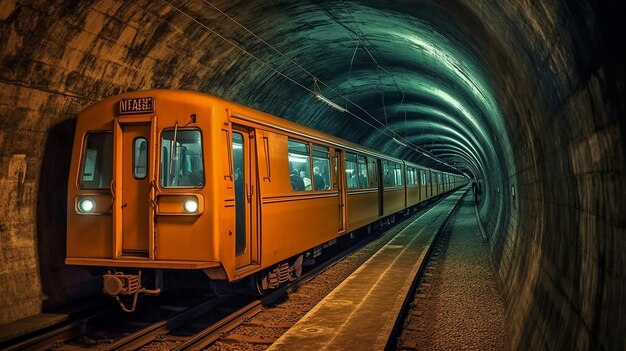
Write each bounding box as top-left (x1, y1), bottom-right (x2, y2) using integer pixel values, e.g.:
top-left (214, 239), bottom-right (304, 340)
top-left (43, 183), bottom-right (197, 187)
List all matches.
top-left (0, 0), bottom-right (623, 349)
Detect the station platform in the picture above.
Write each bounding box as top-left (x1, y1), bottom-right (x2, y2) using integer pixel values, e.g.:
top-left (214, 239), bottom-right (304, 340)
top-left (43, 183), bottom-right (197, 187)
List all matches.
top-left (267, 187), bottom-right (467, 351)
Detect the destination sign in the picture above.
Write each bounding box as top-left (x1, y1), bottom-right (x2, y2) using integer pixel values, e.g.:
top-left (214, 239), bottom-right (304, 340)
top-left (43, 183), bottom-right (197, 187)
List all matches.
top-left (118, 97), bottom-right (154, 115)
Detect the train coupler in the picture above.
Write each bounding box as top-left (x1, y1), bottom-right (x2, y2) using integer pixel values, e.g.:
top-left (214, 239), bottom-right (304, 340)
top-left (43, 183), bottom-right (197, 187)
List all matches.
top-left (103, 271), bottom-right (161, 313)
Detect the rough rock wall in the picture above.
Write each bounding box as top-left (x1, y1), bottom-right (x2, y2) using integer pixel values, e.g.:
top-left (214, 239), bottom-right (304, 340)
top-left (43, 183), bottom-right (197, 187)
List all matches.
top-left (0, 2), bottom-right (623, 350)
top-left (473, 1), bottom-right (625, 349)
top-left (0, 0), bottom-right (228, 323)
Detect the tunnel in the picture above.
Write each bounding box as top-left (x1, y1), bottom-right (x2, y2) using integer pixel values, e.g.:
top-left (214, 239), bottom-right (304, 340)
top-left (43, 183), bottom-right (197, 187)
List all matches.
top-left (0, 0), bottom-right (623, 349)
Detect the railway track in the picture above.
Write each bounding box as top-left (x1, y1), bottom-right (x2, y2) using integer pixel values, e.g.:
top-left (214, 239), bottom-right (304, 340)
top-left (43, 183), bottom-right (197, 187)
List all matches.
top-left (0, 233), bottom-right (376, 351)
top-left (3, 195), bottom-right (454, 351)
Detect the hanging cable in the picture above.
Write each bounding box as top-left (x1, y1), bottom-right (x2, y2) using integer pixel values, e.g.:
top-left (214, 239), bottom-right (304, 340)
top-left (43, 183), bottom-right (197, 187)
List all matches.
top-left (161, 0), bottom-right (458, 171)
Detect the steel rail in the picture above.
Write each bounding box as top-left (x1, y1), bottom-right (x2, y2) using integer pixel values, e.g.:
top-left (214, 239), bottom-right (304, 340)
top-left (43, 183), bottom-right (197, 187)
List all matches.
top-left (99, 295), bottom-right (231, 351)
top-left (170, 300), bottom-right (264, 351)
top-left (171, 191), bottom-right (458, 350)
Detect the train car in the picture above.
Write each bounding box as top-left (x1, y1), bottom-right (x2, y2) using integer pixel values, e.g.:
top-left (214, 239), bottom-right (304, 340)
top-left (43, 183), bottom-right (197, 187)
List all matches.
top-left (66, 90), bottom-right (466, 311)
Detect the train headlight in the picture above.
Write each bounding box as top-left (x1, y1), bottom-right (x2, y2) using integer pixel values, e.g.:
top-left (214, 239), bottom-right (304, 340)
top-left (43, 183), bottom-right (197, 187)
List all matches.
top-left (78, 197), bottom-right (95, 213)
top-left (183, 198), bottom-right (198, 214)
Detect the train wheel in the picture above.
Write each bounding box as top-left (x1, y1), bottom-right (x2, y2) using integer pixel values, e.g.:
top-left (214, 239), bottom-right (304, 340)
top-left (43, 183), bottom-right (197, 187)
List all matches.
top-left (250, 274), bottom-right (268, 295)
top-left (250, 254), bottom-right (304, 295)
top-left (291, 254), bottom-right (303, 280)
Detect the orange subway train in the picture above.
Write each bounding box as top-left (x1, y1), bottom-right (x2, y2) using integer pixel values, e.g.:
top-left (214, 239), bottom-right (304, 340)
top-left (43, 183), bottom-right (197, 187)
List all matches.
top-left (66, 90), bottom-right (468, 311)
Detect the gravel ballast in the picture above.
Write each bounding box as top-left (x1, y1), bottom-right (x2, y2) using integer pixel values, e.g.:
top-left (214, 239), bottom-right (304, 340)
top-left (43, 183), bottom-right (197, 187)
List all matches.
top-left (398, 193), bottom-right (507, 350)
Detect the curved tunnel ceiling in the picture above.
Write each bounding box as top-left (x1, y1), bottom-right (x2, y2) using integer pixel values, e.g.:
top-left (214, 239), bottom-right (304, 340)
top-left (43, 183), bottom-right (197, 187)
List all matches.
top-left (1, 0), bottom-right (624, 347)
top-left (158, 0), bottom-right (510, 179)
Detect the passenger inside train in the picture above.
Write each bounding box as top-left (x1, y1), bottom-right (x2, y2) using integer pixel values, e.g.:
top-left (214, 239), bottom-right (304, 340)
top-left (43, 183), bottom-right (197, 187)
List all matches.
top-left (290, 169), bottom-right (305, 191)
top-left (300, 171), bottom-right (312, 190)
top-left (313, 166), bottom-right (326, 190)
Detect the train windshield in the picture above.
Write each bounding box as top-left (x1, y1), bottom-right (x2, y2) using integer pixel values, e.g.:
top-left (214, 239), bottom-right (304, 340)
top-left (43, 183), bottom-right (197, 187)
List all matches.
top-left (160, 129), bottom-right (204, 188)
top-left (79, 132), bottom-right (113, 189)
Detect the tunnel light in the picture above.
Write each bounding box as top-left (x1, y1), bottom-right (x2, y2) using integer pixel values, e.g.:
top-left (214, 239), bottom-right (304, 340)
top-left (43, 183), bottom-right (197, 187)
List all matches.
top-left (315, 93), bottom-right (347, 113)
top-left (78, 197), bottom-right (95, 213)
top-left (183, 198), bottom-right (199, 214)
top-left (393, 137), bottom-right (407, 147)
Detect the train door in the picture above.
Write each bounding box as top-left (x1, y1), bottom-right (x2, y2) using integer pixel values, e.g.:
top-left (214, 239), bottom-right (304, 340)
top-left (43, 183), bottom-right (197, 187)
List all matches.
top-left (120, 124), bottom-right (150, 257)
top-left (377, 159), bottom-right (384, 216)
top-left (428, 171), bottom-right (435, 197)
top-left (335, 149), bottom-right (346, 232)
top-left (417, 169), bottom-right (421, 202)
top-left (232, 126), bottom-right (259, 269)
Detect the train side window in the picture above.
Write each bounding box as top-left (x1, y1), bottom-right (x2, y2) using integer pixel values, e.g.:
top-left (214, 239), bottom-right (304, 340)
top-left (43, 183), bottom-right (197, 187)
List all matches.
top-left (133, 138), bottom-right (148, 179)
top-left (407, 167), bottom-right (413, 185)
top-left (394, 163), bottom-right (403, 186)
top-left (345, 153), bottom-right (358, 189)
top-left (160, 129), bottom-right (204, 188)
top-left (312, 144), bottom-right (330, 190)
top-left (288, 139), bottom-right (310, 191)
top-left (79, 132), bottom-right (113, 189)
top-left (357, 155), bottom-right (368, 188)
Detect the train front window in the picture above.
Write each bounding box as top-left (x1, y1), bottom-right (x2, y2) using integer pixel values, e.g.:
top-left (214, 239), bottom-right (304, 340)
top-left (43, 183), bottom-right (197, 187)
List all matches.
top-left (160, 129), bottom-right (204, 188)
top-left (79, 132), bottom-right (113, 189)
top-left (133, 138), bottom-right (148, 179)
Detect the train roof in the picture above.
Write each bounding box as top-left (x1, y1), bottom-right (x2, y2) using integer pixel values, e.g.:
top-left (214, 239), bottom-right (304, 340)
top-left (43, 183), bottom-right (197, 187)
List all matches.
top-left (80, 89), bottom-right (462, 176)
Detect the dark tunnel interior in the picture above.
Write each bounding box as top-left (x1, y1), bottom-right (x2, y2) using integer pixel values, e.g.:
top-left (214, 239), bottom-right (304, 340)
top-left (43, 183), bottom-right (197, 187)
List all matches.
top-left (0, 0), bottom-right (623, 349)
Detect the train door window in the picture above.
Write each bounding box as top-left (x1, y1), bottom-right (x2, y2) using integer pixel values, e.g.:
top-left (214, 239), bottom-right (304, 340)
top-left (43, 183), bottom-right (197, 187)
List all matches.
top-left (356, 155), bottom-right (368, 188)
top-left (382, 160), bottom-right (393, 187)
top-left (160, 129), bottom-right (204, 188)
top-left (368, 158), bottom-right (378, 187)
top-left (232, 132), bottom-right (246, 256)
top-left (133, 138), bottom-right (148, 179)
top-left (345, 153), bottom-right (358, 189)
top-left (79, 132), bottom-right (113, 189)
top-left (312, 144), bottom-right (330, 190)
top-left (332, 151), bottom-right (338, 190)
top-left (288, 139), bottom-right (310, 191)
top-left (406, 167), bottom-right (411, 185)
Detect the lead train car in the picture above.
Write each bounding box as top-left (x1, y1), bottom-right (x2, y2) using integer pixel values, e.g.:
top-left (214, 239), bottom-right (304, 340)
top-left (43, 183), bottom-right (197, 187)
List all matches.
top-left (66, 90), bottom-right (467, 311)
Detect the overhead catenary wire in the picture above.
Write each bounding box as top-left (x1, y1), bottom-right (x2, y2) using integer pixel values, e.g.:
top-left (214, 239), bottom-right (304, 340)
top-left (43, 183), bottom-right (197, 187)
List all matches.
top-left (201, 0), bottom-right (457, 171)
top-left (161, 0), bottom-right (461, 173)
